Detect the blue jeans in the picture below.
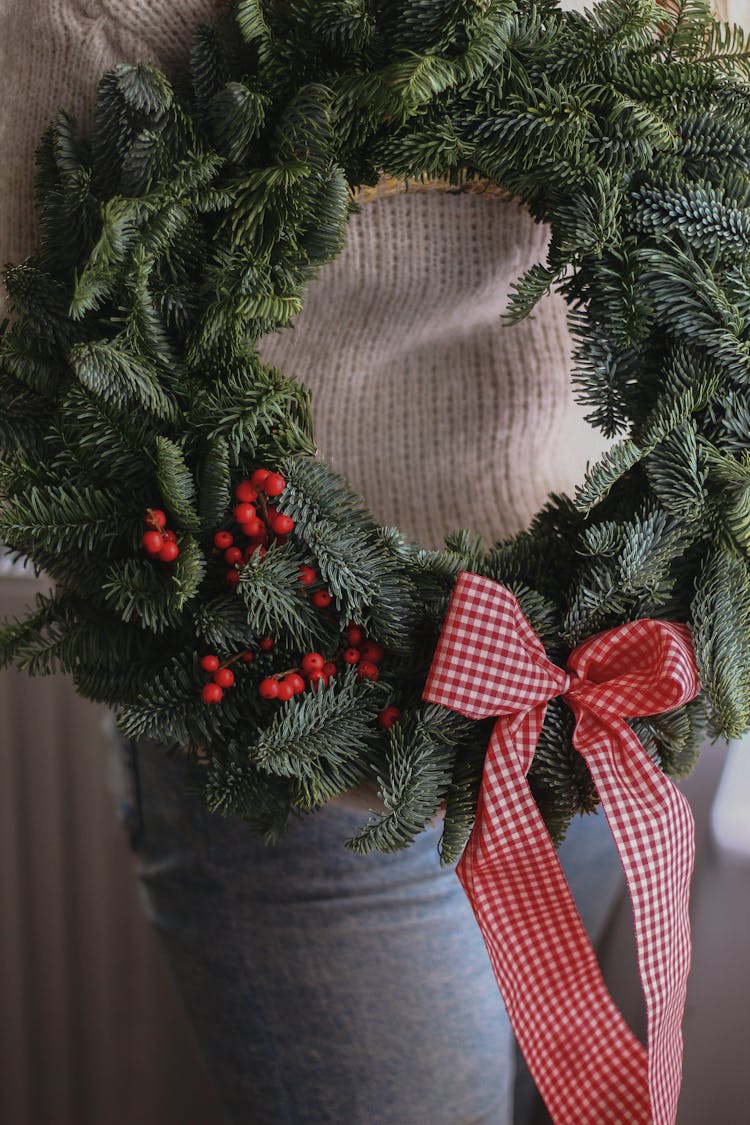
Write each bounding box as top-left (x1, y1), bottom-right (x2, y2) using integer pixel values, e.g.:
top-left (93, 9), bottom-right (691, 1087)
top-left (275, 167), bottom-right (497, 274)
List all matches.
top-left (107, 733), bottom-right (516, 1124)
top-left (105, 731), bottom-right (622, 1125)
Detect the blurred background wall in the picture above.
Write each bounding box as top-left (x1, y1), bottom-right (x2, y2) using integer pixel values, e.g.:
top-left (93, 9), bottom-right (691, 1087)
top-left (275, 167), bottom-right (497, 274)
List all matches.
top-left (0, 571), bottom-right (224, 1124)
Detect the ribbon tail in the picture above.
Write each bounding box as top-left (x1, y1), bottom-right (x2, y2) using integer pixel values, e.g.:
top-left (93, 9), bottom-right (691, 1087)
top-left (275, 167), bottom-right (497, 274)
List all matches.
top-left (458, 716), bottom-right (651, 1125)
top-left (575, 716), bottom-right (695, 1125)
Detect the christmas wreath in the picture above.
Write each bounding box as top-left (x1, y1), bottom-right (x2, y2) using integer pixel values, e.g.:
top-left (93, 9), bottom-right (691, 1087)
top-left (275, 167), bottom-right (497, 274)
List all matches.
top-left (2, 0), bottom-right (749, 864)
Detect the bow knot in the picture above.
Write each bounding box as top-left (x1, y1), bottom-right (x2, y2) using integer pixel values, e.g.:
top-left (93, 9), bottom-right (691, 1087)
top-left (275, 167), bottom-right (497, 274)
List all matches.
top-left (423, 570), bottom-right (702, 1125)
top-left (425, 572), bottom-right (698, 742)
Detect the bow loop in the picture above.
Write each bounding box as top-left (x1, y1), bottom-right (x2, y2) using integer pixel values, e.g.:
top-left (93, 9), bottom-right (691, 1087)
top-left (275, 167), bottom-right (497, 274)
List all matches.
top-left (424, 571), bottom-right (568, 722)
top-left (565, 618), bottom-right (700, 722)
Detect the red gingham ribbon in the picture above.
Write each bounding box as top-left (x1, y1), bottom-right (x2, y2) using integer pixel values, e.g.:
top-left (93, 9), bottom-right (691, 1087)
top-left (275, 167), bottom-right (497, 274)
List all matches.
top-left (422, 571), bottom-right (702, 1125)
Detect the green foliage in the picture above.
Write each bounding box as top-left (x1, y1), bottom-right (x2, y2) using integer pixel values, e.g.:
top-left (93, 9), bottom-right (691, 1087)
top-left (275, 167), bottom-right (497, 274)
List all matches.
top-left (346, 705), bottom-right (461, 855)
top-left (630, 696), bottom-right (708, 779)
top-left (1, 483), bottom-right (130, 558)
top-left (1, 0), bottom-right (745, 855)
top-left (437, 723), bottom-right (490, 865)
top-left (155, 436), bottom-right (201, 531)
top-left (102, 545), bottom-right (201, 633)
top-left (691, 549), bottom-right (750, 738)
top-left (246, 666), bottom-right (383, 807)
top-left (238, 543), bottom-right (323, 650)
top-left (208, 81), bottom-right (270, 163)
top-left (69, 336), bottom-right (180, 422)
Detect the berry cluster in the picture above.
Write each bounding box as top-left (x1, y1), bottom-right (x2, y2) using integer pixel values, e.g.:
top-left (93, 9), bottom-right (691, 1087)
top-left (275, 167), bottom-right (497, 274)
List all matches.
top-left (297, 563), bottom-right (333, 609)
top-left (213, 469), bottom-right (292, 586)
top-left (199, 636), bottom-right (274, 703)
top-left (258, 650), bottom-right (339, 700)
top-left (140, 508), bottom-right (180, 563)
top-left (199, 628), bottom-right (402, 731)
top-left (199, 652), bottom-right (238, 704)
top-left (255, 622), bottom-right (388, 704)
top-left (339, 622), bottom-right (384, 682)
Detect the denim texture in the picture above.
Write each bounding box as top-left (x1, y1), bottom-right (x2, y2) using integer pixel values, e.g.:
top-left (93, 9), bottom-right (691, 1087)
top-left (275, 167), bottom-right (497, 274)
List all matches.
top-left (107, 733), bottom-right (517, 1124)
top-left (105, 730), bottom-right (622, 1125)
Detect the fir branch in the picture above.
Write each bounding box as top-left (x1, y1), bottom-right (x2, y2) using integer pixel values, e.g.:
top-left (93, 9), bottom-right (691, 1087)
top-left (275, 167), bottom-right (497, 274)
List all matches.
top-left (69, 197), bottom-right (146, 318)
top-left (631, 179), bottom-right (750, 260)
top-left (114, 656), bottom-right (206, 744)
top-left (194, 360), bottom-right (306, 462)
top-left (238, 543), bottom-right (322, 650)
top-left (574, 439), bottom-right (642, 514)
top-left (345, 705), bottom-right (458, 854)
top-left (438, 725), bottom-right (489, 866)
top-left (197, 437), bottom-right (232, 530)
top-left (200, 746), bottom-right (293, 841)
top-left (248, 667), bottom-right (382, 795)
top-left (68, 336), bottom-right (180, 422)
top-left (155, 436), bottom-right (201, 531)
top-left (102, 549), bottom-right (200, 634)
top-left (0, 483), bottom-right (131, 558)
top-left (700, 441), bottom-right (750, 555)
top-left (195, 592), bottom-right (257, 651)
top-left (502, 261), bottom-right (564, 325)
top-left (208, 81), bottom-right (270, 163)
top-left (643, 420), bottom-right (706, 517)
top-left (236, 0), bottom-right (274, 62)
top-left (691, 548), bottom-right (750, 738)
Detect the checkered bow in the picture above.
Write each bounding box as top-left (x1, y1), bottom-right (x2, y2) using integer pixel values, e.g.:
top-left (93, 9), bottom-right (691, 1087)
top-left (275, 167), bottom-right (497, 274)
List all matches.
top-left (423, 571), bottom-right (702, 1125)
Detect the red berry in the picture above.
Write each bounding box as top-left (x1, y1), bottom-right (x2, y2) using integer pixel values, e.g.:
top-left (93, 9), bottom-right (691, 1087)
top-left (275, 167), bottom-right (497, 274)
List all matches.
top-left (147, 508), bottom-right (167, 529)
top-left (357, 661), bottom-right (379, 682)
top-left (285, 673), bottom-right (306, 695)
top-left (201, 682), bottom-right (223, 704)
top-left (213, 667), bottom-right (235, 689)
top-left (360, 641), bottom-right (385, 664)
top-left (311, 590), bottom-right (332, 609)
top-left (241, 651), bottom-right (255, 663)
top-left (378, 706), bottom-right (401, 730)
top-left (224, 546), bottom-right (243, 564)
top-left (259, 636), bottom-right (274, 652)
top-left (345, 623), bottom-right (363, 646)
top-left (141, 530), bottom-right (164, 555)
top-left (213, 530), bottom-right (234, 550)
top-left (235, 480), bottom-right (258, 503)
top-left (240, 517), bottom-right (265, 539)
top-left (300, 652), bottom-right (324, 674)
top-left (322, 661), bottom-right (338, 678)
top-left (277, 680), bottom-right (294, 702)
top-left (264, 472), bottom-right (286, 497)
top-left (225, 569), bottom-right (240, 586)
top-left (307, 670), bottom-right (327, 689)
top-left (259, 677), bottom-right (280, 700)
top-left (245, 544), bottom-right (266, 560)
top-left (233, 502), bottom-right (257, 524)
top-left (200, 654), bottom-right (220, 672)
top-left (158, 541), bottom-right (180, 563)
top-left (251, 468), bottom-right (270, 488)
top-left (163, 528), bottom-right (178, 543)
top-left (343, 647), bottom-right (361, 665)
top-left (271, 513), bottom-right (294, 536)
top-left (298, 565), bottom-right (317, 586)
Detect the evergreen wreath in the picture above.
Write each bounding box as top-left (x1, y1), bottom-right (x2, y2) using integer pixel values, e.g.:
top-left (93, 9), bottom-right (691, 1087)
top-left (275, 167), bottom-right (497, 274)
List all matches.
top-left (2, 0), bottom-right (749, 861)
